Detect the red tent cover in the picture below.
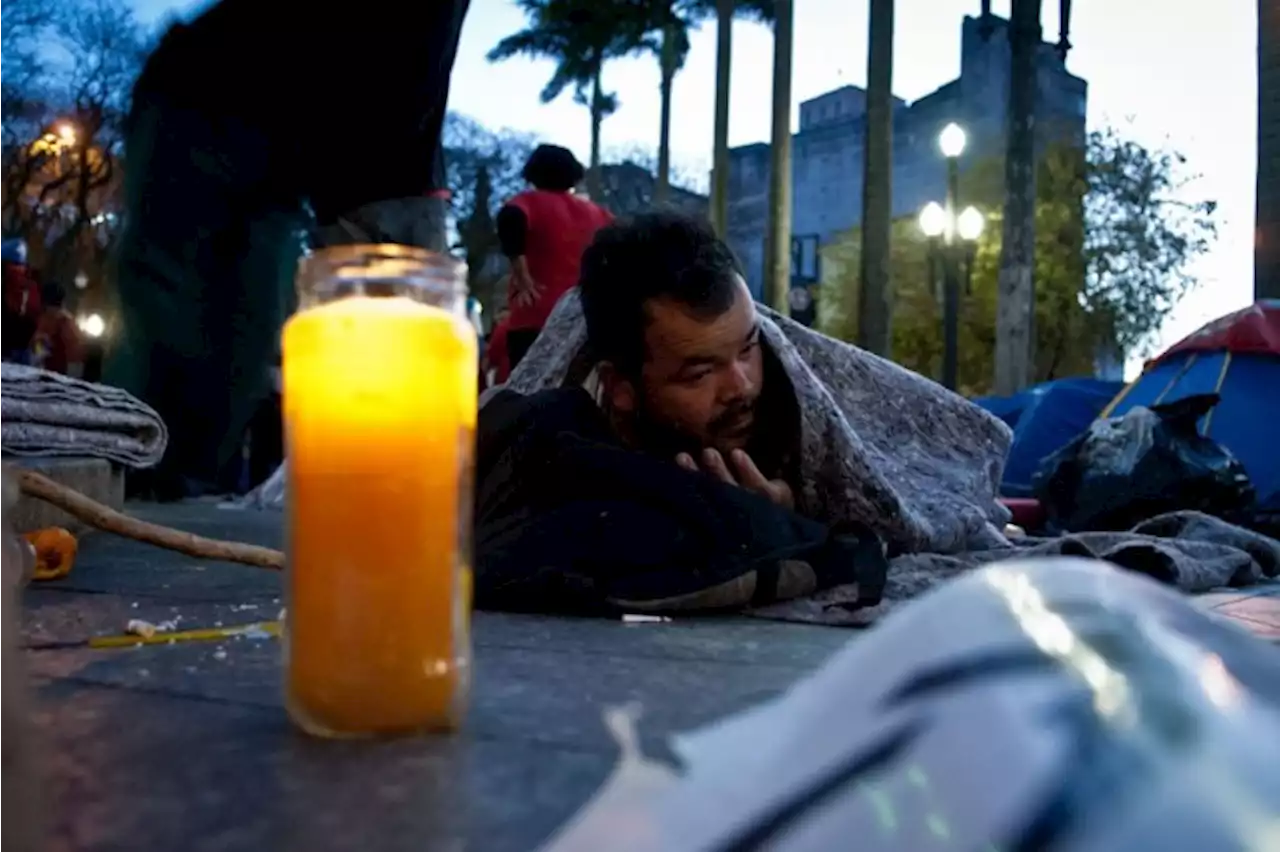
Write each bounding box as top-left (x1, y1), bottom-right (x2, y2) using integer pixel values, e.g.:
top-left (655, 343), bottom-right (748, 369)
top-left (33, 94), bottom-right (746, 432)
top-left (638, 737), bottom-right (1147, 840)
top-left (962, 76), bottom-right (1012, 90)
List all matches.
top-left (1156, 300), bottom-right (1280, 363)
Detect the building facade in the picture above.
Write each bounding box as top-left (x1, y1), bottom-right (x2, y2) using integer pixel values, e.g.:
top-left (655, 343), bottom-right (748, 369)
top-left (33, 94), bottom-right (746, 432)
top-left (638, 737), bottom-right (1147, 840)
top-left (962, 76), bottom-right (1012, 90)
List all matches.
top-left (726, 14), bottom-right (1088, 300)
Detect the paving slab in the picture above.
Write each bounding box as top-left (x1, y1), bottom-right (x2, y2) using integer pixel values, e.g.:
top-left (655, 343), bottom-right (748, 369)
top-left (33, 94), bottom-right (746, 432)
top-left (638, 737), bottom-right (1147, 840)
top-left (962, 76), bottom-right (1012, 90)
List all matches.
top-left (13, 501), bottom-right (1279, 851)
top-left (16, 501), bottom-right (854, 852)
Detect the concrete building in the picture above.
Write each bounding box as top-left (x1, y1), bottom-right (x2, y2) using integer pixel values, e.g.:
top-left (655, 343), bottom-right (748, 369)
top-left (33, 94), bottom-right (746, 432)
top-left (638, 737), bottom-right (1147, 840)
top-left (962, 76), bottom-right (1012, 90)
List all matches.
top-left (726, 14), bottom-right (1088, 300)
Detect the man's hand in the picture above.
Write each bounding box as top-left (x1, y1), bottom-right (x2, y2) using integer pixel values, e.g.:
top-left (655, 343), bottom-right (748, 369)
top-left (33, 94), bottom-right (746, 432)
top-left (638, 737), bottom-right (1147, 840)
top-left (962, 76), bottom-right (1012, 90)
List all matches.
top-left (676, 448), bottom-right (795, 511)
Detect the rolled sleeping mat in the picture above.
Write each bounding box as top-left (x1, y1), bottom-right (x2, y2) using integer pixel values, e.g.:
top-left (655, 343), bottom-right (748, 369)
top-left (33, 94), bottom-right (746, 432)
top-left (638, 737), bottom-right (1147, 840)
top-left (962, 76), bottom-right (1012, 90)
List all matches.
top-left (577, 557), bottom-right (1280, 852)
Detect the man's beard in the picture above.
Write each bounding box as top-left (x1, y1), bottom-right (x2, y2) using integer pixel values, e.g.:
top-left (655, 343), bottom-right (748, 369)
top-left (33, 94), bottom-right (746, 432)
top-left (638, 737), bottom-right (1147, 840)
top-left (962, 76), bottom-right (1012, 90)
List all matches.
top-left (625, 394), bottom-right (758, 460)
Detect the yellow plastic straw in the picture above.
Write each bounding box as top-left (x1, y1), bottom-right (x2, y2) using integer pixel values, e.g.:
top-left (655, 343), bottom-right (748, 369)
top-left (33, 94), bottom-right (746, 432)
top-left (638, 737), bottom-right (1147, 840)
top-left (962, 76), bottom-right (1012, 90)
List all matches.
top-left (88, 620), bottom-right (282, 649)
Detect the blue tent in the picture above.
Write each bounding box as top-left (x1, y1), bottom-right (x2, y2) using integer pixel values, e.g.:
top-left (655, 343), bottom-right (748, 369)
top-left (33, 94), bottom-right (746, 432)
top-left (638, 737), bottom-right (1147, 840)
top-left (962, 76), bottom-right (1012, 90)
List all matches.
top-left (1101, 301), bottom-right (1280, 503)
top-left (977, 378), bottom-right (1124, 497)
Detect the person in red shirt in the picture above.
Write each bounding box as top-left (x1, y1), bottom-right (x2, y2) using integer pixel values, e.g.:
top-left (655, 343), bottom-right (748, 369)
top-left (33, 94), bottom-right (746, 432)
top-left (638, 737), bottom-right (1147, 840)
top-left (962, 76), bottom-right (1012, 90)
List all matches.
top-left (496, 145), bottom-right (612, 371)
top-left (29, 282), bottom-right (84, 377)
top-left (2, 248), bottom-right (41, 362)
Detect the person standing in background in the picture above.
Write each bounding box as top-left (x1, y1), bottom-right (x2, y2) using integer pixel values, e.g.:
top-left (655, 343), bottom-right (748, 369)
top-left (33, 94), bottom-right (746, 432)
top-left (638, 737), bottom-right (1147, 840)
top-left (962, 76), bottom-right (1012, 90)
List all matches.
top-left (2, 240), bottom-right (40, 364)
top-left (106, 0), bottom-right (470, 500)
top-left (496, 145), bottom-right (612, 371)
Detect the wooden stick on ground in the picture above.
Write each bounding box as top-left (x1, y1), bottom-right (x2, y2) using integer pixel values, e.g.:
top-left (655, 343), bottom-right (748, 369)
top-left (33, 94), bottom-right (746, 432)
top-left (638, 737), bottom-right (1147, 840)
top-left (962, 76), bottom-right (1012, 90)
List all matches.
top-left (16, 469), bottom-right (285, 570)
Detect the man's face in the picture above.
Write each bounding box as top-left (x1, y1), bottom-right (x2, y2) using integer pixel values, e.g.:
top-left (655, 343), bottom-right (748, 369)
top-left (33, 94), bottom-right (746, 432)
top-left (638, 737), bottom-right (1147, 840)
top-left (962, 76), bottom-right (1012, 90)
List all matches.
top-left (606, 276), bottom-right (764, 456)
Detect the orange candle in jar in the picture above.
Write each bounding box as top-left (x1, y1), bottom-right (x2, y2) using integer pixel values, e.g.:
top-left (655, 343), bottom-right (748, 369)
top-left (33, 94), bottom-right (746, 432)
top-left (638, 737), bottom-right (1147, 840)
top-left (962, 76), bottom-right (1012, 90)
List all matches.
top-left (283, 287), bottom-right (476, 737)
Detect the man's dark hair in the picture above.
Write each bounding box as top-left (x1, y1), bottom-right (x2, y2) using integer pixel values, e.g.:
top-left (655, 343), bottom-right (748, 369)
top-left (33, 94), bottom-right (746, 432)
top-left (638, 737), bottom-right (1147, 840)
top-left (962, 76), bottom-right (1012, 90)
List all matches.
top-left (521, 144), bottom-right (585, 192)
top-left (578, 211), bottom-right (745, 376)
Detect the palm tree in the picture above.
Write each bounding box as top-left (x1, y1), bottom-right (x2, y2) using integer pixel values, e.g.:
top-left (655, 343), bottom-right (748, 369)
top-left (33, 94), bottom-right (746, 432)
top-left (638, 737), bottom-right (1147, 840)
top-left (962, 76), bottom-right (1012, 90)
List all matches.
top-left (763, 0), bottom-right (794, 313)
top-left (488, 0), bottom-right (650, 201)
top-left (633, 0), bottom-right (771, 209)
top-left (856, 0), bottom-right (894, 357)
top-left (646, 1), bottom-right (690, 205)
top-left (1258, 0), bottom-right (1279, 300)
top-left (993, 0), bottom-right (1042, 395)
top-left (709, 0), bottom-right (773, 234)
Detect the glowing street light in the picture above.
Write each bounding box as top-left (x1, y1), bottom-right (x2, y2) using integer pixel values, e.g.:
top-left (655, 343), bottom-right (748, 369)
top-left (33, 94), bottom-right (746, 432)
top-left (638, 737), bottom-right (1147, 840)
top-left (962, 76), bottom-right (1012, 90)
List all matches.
top-left (938, 122), bottom-right (967, 159)
top-left (957, 206), bottom-right (985, 242)
top-left (78, 313), bottom-right (105, 338)
top-left (56, 122), bottom-right (77, 147)
top-left (922, 123), bottom-right (983, 392)
top-left (918, 202), bottom-right (947, 239)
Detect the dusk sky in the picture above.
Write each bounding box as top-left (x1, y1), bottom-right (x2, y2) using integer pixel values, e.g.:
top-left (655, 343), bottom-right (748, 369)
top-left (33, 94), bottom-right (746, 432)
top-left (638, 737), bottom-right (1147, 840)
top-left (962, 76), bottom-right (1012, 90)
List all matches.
top-left (131, 0), bottom-right (1260, 367)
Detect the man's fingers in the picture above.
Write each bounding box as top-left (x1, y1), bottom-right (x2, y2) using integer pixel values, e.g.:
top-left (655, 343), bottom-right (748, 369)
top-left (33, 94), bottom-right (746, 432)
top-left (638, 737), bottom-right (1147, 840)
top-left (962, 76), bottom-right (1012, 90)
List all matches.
top-left (730, 449), bottom-right (771, 492)
top-left (675, 452), bottom-right (698, 472)
top-left (701, 448), bottom-right (736, 485)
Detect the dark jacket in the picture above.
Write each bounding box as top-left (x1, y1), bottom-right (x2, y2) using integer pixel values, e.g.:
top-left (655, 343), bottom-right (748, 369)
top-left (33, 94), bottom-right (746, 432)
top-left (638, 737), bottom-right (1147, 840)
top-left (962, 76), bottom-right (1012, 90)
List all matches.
top-left (474, 388), bottom-right (887, 615)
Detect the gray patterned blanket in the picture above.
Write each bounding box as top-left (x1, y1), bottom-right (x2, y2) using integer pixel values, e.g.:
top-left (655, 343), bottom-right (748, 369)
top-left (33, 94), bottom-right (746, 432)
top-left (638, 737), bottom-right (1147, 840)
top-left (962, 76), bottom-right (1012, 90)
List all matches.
top-left (503, 292), bottom-right (1278, 623)
top-left (1, 364), bottom-right (168, 469)
top-left (506, 290), bottom-right (1014, 555)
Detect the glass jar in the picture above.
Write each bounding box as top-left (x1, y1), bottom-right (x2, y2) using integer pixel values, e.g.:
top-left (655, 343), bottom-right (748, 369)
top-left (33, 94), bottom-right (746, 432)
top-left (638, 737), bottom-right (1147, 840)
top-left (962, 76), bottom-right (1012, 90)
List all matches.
top-left (4, 470), bottom-right (43, 849)
top-left (282, 245), bottom-right (476, 737)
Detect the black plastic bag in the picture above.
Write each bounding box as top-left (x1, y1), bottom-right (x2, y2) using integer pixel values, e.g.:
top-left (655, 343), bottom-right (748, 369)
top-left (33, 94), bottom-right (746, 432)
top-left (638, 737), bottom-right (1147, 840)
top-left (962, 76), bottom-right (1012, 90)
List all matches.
top-left (1032, 393), bottom-right (1256, 533)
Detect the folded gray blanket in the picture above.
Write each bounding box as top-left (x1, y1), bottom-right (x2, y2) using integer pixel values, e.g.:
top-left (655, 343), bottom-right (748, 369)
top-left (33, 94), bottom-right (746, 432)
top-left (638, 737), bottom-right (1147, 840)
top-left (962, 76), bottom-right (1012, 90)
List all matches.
top-left (755, 510), bottom-right (1280, 626)
top-left (1, 364), bottom-right (168, 469)
top-left (506, 290), bottom-right (1014, 554)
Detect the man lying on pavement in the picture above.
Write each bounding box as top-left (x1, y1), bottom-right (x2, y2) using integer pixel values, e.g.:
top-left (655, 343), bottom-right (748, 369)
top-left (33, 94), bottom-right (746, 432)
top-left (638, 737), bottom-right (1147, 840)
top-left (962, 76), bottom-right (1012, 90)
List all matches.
top-left (474, 213), bottom-right (893, 615)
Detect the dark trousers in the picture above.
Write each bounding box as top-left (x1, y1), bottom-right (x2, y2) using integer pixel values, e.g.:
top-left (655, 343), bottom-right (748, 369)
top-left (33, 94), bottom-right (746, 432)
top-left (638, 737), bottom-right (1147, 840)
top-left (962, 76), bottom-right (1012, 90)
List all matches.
top-left (105, 0), bottom-right (470, 491)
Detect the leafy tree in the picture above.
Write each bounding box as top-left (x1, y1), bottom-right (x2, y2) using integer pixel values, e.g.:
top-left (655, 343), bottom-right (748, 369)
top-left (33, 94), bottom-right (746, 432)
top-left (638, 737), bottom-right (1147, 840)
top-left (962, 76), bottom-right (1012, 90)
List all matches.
top-left (602, 142), bottom-right (707, 193)
top-left (818, 129), bottom-right (1218, 396)
top-left (1, 0), bottom-right (58, 124)
top-left (487, 0), bottom-right (653, 201)
top-left (49, 0), bottom-right (148, 226)
top-left (1078, 127), bottom-right (1218, 356)
top-left (1, 0), bottom-right (148, 291)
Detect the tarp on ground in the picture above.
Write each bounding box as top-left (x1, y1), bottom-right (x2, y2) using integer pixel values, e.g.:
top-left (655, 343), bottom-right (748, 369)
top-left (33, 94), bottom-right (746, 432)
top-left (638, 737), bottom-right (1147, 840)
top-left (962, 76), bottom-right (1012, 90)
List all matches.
top-left (975, 377), bottom-right (1124, 497)
top-left (1103, 300), bottom-right (1280, 503)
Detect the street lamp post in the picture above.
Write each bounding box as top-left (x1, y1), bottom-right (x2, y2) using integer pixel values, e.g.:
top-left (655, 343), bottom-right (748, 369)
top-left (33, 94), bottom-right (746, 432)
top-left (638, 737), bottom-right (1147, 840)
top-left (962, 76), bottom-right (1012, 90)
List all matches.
top-left (920, 122), bottom-right (984, 391)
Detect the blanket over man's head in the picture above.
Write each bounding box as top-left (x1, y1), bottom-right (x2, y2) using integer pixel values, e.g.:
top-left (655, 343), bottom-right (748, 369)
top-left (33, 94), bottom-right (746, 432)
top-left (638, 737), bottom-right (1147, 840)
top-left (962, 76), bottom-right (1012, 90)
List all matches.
top-left (500, 290), bottom-right (1014, 555)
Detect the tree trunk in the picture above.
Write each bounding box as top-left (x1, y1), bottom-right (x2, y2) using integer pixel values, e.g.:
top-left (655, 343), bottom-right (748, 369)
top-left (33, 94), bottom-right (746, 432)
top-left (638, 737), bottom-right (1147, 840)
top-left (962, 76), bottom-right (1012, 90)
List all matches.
top-left (655, 19), bottom-right (677, 206)
top-left (1258, 0), bottom-right (1280, 300)
top-left (856, 0), bottom-right (894, 356)
top-left (763, 0), bottom-right (794, 314)
top-left (993, 0), bottom-right (1041, 395)
top-left (587, 62), bottom-right (604, 203)
top-left (710, 0), bottom-right (734, 236)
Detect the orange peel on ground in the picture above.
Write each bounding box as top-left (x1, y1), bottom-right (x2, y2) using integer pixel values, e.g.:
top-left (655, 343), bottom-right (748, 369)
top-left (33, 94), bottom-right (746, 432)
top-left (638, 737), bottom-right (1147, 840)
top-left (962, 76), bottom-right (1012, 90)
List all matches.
top-left (23, 526), bottom-right (78, 581)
